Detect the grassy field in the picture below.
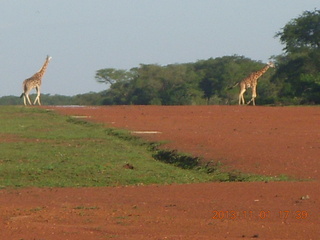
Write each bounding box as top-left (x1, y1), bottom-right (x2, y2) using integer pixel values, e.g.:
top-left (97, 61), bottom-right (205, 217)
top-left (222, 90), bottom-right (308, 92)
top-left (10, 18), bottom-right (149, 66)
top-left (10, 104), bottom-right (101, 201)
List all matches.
top-left (0, 106), bottom-right (289, 188)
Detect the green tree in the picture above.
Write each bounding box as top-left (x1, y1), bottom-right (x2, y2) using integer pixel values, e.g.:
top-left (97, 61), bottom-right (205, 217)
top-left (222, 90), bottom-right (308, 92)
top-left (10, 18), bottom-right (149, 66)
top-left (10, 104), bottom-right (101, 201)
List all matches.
top-left (130, 64), bottom-right (164, 104)
top-left (126, 64), bottom-right (202, 105)
top-left (273, 9), bottom-right (320, 104)
top-left (275, 9), bottom-right (320, 53)
top-left (95, 68), bottom-right (136, 86)
top-left (95, 68), bottom-right (138, 105)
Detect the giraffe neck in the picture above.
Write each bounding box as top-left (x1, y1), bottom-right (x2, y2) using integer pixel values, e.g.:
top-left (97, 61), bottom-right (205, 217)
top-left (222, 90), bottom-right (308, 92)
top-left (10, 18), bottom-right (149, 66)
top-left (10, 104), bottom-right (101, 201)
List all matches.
top-left (37, 58), bottom-right (51, 79)
top-left (254, 65), bottom-right (270, 80)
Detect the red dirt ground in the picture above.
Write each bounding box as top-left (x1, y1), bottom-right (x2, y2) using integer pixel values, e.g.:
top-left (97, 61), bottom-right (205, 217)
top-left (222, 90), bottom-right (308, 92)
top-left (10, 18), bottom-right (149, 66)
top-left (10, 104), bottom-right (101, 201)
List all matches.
top-left (1, 105), bottom-right (319, 239)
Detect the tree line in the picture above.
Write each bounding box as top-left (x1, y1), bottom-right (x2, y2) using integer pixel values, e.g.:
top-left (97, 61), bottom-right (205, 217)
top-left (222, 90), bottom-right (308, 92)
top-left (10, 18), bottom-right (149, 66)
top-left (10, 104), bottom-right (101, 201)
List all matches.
top-left (94, 9), bottom-right (320, 106)
top-left (95, 56), bottom-right (277, 105)
top-left (1, 9), bottom-right (319, 106)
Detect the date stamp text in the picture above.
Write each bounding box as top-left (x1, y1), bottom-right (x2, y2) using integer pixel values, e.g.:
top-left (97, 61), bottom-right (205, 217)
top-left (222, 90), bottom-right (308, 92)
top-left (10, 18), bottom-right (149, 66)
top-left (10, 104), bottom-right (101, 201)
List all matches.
top-left (212, 210), bottom-right (309, 220)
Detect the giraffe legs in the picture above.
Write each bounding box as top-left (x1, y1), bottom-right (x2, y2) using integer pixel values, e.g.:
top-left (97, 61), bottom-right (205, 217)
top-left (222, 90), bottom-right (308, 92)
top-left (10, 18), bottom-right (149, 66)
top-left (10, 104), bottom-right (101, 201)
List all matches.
top-left (247, 98), bottom-right (255, 106)
top-left (23, 92), bottom-right (33, 106)
top-left (22, 95), bottom-right (27, 106)
top-left (238, 88), bottom-right (246, 105)
top-left (33, 86), bottom-right (41, 105)
top-left (21, 87), bottom-right (41, 106)
top-left (239, 86), bottom-right (257, 106)
top-left (247, 86), bottom-right (257, 106)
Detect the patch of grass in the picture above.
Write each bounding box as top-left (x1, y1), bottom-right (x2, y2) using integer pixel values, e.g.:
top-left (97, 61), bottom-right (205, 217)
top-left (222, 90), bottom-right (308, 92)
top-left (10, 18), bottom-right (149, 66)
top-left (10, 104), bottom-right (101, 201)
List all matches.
top-left (73, 206), bottom-right (100, 210)
top-left (0, 106), bottom-right (213, 188)
top-left (30, 207), bottom-right (45, 212)
top-left (0, 106), bottom-right (292, 188)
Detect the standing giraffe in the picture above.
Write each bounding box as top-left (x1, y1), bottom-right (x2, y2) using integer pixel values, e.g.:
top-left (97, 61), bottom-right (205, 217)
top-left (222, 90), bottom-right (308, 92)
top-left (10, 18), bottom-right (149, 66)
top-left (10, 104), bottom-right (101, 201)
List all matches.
top-left (230, 62), bottom-right (275, 105)
top-left (20, 55), bottom-right (52, 106)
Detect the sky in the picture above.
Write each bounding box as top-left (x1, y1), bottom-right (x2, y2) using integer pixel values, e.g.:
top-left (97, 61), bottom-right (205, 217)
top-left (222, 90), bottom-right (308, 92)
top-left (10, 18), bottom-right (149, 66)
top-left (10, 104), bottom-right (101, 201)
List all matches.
top-left (0, 1), bottom-right (318, 97)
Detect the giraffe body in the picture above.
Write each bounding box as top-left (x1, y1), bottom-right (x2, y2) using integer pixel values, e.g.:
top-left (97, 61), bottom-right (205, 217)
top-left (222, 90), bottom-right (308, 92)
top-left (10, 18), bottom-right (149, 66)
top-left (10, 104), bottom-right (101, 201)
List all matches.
top-left (237, 62), bottom-right (274, 106)
top-left (21, 55), bottom-right (52, 106)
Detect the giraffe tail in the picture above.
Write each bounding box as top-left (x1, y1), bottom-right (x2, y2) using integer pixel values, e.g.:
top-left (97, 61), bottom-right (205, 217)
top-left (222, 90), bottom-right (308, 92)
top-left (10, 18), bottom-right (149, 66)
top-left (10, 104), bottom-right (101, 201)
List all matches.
top-left (227, 82), bottom-right (239, 90)
top-left (20, 93), bottom-right (25, 98)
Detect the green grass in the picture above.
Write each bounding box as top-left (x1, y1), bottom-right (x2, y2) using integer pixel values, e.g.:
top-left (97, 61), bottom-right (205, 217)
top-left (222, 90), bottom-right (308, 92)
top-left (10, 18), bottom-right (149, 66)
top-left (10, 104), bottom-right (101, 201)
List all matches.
top-left (0, 106), bottom-right (292, 188)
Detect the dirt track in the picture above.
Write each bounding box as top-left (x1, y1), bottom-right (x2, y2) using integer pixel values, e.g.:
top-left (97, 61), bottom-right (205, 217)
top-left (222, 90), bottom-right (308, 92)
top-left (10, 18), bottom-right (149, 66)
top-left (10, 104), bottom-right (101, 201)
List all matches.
top-left (1, 105), bottom-right (319, 239)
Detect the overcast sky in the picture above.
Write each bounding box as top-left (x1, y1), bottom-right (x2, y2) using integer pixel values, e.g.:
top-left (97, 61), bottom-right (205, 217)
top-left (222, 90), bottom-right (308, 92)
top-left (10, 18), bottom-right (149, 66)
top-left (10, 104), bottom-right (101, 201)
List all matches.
top-left (0, 1), bottom-right (318, 97)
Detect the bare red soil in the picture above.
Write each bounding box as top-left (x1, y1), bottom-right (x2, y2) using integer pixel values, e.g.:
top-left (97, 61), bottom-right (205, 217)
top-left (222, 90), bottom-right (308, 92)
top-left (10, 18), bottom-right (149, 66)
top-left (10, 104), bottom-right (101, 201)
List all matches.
top-left (1, 105), bottom-right (319, 239)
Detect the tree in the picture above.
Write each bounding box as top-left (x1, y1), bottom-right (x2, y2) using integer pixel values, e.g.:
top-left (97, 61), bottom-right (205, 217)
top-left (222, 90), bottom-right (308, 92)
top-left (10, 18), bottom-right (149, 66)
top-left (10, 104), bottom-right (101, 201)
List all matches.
top-left (126, 64), bottom-right (201, 105)
top-left (273, 9), bottom-right (320, 104)
top-left (95, 68), bottom-right (136, 86)
top-left (275, 9), bottom-right (320, 53)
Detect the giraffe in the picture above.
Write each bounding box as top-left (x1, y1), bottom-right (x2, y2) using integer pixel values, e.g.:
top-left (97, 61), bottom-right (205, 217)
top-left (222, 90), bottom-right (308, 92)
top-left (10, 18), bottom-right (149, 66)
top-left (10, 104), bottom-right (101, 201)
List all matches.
top-left (230, 62), bottom-right (275, 106)
top-left (20, 55), bottom-right (52, 106)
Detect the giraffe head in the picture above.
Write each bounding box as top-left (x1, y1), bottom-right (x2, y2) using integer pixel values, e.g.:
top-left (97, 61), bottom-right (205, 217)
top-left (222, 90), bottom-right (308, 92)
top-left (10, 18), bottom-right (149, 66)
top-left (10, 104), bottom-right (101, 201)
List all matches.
top-left (46, 55), bottom-right (52, 61)
top-left (267, 61), bottom-right (275, 68)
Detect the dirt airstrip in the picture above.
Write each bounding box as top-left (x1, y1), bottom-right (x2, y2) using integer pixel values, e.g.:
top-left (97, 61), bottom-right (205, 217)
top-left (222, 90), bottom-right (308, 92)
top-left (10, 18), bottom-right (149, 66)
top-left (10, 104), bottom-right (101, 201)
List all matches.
top-left (1, 105), bottom-right (319, 239)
